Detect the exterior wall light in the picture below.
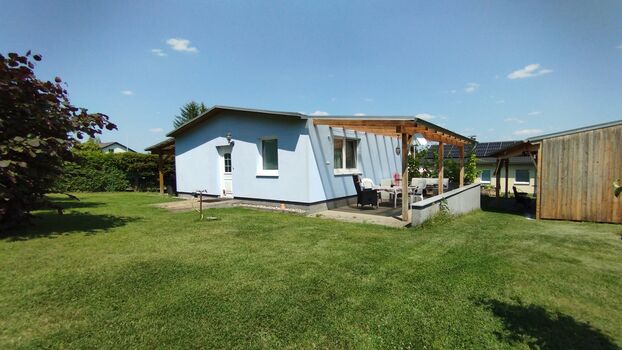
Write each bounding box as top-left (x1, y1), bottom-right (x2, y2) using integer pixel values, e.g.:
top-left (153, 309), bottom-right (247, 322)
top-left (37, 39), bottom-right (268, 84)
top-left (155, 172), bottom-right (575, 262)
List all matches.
top-left (395, 146), bottom-right (401, 156)
top-left (226, 132), bottom-right (232, 144)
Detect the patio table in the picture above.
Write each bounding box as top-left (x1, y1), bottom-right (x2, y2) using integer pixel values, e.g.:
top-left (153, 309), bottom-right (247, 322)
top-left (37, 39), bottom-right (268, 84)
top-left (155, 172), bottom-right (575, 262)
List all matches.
top-left (375, 185), bottom-right (422, 208)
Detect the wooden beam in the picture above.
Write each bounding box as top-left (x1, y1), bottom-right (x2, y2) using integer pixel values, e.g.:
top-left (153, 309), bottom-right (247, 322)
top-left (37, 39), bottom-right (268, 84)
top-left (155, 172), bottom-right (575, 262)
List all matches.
top-left (402, 127), bottom-right (468, 146)
top-left (329, 126), bottom-right (400, 136)
top-left (312, 119), bottom-right (471, 146)
top-left (459, 145), bottom-right (465, 187)
top-left (401, 133), bottom-right (411, 222)
top-left (313, 119), bottom-right (411, 128)
top-left (158, 153), bottom-right (164, 195)
top-left (438, 142), bottom-right (444, 194)
top-left (495, 159), bottom-right (501, 198)
top-left (535, 143), bottom-right (543, 220)
top-left (504, 158), bottom-right (509, 198)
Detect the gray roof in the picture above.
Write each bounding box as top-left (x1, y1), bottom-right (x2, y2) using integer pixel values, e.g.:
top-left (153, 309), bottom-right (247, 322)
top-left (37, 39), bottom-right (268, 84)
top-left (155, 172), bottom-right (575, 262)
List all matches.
top-left (166, 105), bottom-right (473, 144)
top-left (145, 138), bottom-right (175, 152)
top-left (527, 119), bottom-right (622, 141)
top-left (167, 105), bottom-right (307, 137)
top-left (98, 141), bottom-right (136, 152)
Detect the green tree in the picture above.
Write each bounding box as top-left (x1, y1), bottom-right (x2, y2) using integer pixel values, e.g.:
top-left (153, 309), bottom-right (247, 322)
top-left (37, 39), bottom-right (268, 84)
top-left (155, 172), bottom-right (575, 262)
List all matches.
top-left (173, 101), bottom-right (208, 128)
top-left (0, 51), bottom-right (116, 228)
top-left (464, 151), bottom-right (479, 184)
top-left (73, 138), bottom-right (102, 153)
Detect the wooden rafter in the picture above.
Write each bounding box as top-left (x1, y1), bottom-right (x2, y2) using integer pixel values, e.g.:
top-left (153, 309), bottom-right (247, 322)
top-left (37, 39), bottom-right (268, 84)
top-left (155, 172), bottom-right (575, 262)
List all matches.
top-left (312, 118), bottom-right (472, 147)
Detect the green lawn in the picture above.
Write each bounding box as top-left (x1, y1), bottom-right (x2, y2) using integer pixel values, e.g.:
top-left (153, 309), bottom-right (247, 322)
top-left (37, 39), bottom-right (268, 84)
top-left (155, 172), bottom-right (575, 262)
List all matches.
top-left (1, 193), bottom-right (621, 349)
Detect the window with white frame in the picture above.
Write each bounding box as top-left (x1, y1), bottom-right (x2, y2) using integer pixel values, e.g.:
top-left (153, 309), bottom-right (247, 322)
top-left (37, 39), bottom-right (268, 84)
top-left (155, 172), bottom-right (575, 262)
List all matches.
top-left (261, 138), bottom-right (278, 171)
top-left (333, 138), bottom-right (357, 170)
top-left (515, 169), bottom-right (530, 184)
top-left (481, 169), bottom-right (491, 183)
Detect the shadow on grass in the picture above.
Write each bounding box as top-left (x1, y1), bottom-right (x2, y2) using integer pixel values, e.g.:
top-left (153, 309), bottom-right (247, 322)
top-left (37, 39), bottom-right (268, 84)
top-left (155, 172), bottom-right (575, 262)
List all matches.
top-left (478, 298), bottom-right (618, 349)
top-left (480, 196), bottom-right (536, 218)
top-left (1, 211), bottom-right (139, 242)
top-left (51, 200), bottom-right (106, 210)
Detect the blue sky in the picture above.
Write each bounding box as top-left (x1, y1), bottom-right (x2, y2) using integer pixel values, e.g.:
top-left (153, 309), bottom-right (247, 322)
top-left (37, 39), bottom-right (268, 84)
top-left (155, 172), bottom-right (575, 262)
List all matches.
top-left (2, 0), bottom-right (621, 150)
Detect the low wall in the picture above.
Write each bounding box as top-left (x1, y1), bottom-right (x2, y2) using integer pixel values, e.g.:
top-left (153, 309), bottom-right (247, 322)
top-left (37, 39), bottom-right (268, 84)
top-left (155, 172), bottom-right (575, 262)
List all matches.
top-left (411, 183), bottom-right (481, 226)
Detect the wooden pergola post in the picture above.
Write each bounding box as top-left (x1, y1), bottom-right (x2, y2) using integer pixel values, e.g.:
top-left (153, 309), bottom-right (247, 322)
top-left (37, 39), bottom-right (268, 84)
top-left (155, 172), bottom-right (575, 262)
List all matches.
top-left (535, 144), bottom-right (543, 220)
top-left (158, 153), bottom-right (164, 195)
top-left (401, 132), bottom-right (411, 222)
top-left (438, 142), bottom-right (444, 194)
top-left (459, 145), bottom-right (465, 187)
top-left (495, 159), bottom-right (501, 198)
top-left (504, 158), bottom-right (509, 198)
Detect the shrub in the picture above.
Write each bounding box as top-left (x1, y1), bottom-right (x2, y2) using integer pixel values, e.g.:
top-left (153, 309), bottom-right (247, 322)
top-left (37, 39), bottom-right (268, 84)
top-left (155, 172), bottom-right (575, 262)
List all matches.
top-left (52, 149), bottom-right (174, 192)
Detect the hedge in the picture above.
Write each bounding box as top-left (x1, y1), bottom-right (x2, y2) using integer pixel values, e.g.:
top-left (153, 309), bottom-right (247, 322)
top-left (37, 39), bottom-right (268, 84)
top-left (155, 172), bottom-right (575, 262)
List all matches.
top-left (52, 151), bottom-right (175, 192)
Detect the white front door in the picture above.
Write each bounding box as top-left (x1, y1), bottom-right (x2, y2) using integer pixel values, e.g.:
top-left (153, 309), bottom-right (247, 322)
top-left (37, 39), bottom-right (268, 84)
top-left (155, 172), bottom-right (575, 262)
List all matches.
top-left (221, 151), bottom-right (233, 198)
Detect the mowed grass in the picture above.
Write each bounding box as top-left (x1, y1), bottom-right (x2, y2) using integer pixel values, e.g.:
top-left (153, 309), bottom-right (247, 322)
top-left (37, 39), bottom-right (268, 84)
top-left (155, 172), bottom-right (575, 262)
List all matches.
top-left (1, 193), bottom-right (621, 349)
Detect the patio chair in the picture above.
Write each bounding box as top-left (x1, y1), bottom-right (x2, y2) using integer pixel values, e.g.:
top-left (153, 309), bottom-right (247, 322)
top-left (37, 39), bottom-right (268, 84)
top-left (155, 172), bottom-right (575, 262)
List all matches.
top-left (379, 178), bottom-right (392, 203)
top-left (410, 179), bottom-right (426, 203)
top-left (513, 186), bottom-right (530, 208)
top-left (352, 175), bottom-right (378, 208)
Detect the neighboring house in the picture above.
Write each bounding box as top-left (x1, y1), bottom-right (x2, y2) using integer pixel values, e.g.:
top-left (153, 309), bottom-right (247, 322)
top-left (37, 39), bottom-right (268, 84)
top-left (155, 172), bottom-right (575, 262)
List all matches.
top-left (148, 105), bottom-right (472, 212)
top-left (99, 142), bottom-right (136, 153)
top-left (427, 141), bottom-right (537, 194)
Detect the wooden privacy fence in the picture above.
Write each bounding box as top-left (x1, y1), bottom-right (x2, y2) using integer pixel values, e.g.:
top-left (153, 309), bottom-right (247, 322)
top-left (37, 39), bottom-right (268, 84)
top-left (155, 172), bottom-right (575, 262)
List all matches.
top-left (539, 124), bottom-right (622, 223)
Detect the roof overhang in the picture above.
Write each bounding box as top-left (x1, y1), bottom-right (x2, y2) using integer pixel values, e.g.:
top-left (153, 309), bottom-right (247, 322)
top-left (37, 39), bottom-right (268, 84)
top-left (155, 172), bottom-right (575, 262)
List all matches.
top-left (145, 138), bottom-right (175, 154)
top-left (490, 141), bottom-right (539, 159)
top-left (167, 105), bottom-right (307, 138)
top-left (311, 116), bottom-right (474, 146)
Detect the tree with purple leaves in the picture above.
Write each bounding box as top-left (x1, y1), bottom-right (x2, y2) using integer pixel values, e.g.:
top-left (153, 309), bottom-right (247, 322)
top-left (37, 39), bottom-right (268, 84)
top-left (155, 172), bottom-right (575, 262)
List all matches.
top-left (0, 51), bottom-right (116, 229)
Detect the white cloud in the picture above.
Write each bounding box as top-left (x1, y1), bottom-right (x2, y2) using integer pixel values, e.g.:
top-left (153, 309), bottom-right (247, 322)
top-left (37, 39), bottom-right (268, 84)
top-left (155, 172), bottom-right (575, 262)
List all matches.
top-left (362, 97), bottom-right (374, 102)
top-left (617, 44), bottom-right (622, 49)
top-left (495, 99), bottom-right (505, 104)
top-left (513, 128), bottom-right (543, 136)
top-left (151, 48), bottom-right (167, 57)
top-left (354, 113), bottom-right (366, 116)
top-left (464, 82), bottom-right (480, 93)
top-left (121, 90), bottom-right (133, 96)
top-left (507, 64), bottom-right (552, 79)
top-left (166, 38), bottom-right (198, 53)
top-left (310, 110), bottom-right (329, 116)
top-left (415, 113), bottom-right (436, 120)
top-left (527, 111), bottom-right (542, 116)
top-left (148, 127), bottom-right (164, 133)
top-left (504, 117), bottom-right (524, 123)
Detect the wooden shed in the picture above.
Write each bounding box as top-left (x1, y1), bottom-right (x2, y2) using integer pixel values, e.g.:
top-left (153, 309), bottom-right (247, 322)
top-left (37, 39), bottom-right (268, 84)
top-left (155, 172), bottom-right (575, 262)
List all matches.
top-left (493, 120), bottom-right (622, 223)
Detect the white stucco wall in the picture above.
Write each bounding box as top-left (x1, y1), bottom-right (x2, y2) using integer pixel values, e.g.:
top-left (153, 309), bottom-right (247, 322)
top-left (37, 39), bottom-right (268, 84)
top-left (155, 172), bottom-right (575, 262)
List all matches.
top-left (174, 111), bottom-right (401, 204)
top-left (101, 144), bottom-right (130, 153)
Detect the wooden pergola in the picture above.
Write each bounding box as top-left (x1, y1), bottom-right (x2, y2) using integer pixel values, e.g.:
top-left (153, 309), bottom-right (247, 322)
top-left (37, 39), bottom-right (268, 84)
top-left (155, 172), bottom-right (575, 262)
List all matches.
top-left (145, 138), bottom-right (175, 194)
top-left (490, 141), bottom-right (541, 217)
top-left (312, 116), bottom-right (474, 222)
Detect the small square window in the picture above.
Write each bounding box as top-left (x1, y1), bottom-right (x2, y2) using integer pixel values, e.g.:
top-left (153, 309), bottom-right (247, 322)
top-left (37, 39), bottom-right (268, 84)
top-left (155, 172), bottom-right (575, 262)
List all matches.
top-left (345, 140), bottom-right (357, 169)
top-left (333, 138), bottom-right (343, 169)
top-left (261, 139), bottom-right (278, 170)
top-left (515, 169), bottom-right (530, 184)
top-left (481, 169), bottom-right (491, 183)
top-left (333, 137), bottom-right (357, 170)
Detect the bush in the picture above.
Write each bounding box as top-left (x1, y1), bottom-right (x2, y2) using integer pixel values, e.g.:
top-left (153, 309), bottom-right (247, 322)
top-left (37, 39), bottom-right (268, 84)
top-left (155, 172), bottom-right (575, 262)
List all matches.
top-left (52, 163), bottom-right (130, 192)
top-left (52, 149), bottom-right (174, 192)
